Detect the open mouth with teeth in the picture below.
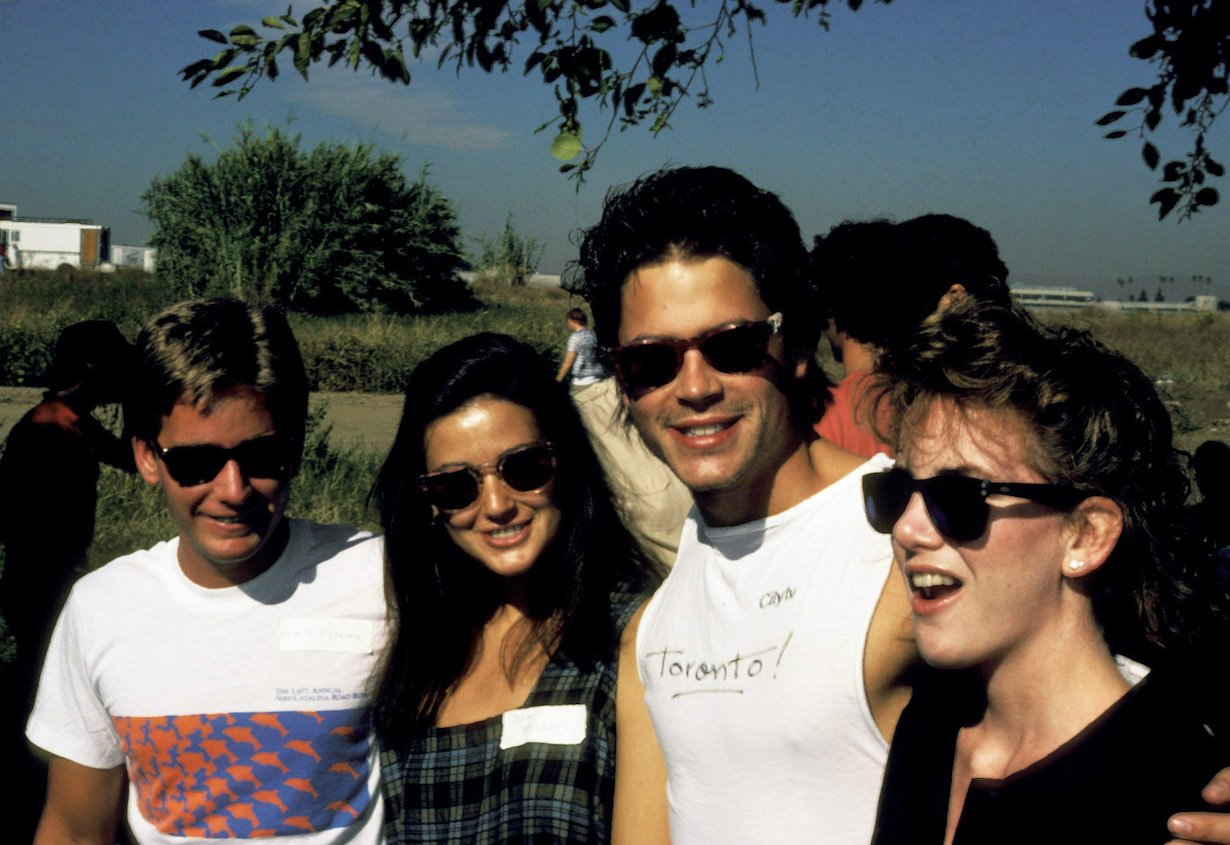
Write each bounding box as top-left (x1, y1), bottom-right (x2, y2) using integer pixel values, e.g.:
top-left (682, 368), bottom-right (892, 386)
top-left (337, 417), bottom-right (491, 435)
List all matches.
top-left (909, 572), bottom-right (963, 601)
top-left (675, 419), bottom-right (737, 438)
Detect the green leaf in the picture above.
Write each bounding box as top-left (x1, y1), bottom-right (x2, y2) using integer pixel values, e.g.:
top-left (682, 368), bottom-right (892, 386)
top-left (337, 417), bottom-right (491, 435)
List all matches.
top-left (295, 32), bottom-right (313, 76)
top-left (1150, 188), bottom-right (1180, 220)
top-left (647, 75), bottom-right (664, 96)
top-left (652, 43), bottom-right (677, 77)
top-left (550, 130), bottom-right (583, 161)
top-left (199, 29), bottom-right (228, 45)
top-left (230, 24), bottom-right (258, 39)
top-left (1142, 142), bottom-right (1159, 170)
top-left (261, 17), bottom-right (286, 30)
top-left (590, 15), bottom-right (615, 32)
top-left (212, 66), bottom-right (248, 87)
top-left (1130, 34), bottom-right (1161, 60)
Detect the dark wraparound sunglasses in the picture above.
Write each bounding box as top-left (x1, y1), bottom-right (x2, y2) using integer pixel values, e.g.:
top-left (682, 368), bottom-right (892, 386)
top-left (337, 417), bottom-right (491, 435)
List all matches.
top-left (418, 442), bottom-right (558, 512)
top-left (154, 434), bottom-right (292, 487)
top-left (609, 313), bottom-right (784, 395)
top-left (862, 466), bottom-right (1089, 543)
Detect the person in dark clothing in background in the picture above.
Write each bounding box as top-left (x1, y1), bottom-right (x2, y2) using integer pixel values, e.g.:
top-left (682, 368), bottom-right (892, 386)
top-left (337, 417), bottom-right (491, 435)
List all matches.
top-left (0, 319), bottom-right (135, 842)
top-left (1191, 439), bottom-right (1230, 581)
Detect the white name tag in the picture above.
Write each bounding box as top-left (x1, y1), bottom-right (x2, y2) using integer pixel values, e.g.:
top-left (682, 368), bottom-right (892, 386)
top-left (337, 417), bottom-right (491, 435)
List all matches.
top-left (278, 617), bottom-right (375, 654)
top-left (500, 704), bottom-right (587, 750)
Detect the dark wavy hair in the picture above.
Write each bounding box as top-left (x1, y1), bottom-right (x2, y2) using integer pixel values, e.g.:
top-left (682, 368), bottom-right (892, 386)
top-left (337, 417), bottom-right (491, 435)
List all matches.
top-left (564, 166), bottom-right (826, 409)
top-left (812, 214), bottom-right (1011, 351)
top-left (876, 298), bottom-right (1223, 658)
top-left (371, 333), bottom-right (661, 745)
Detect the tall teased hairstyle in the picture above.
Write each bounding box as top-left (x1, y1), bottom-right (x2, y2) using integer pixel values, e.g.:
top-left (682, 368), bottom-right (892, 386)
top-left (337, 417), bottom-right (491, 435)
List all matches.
top-left (566, 165), bottom-right (823, 368)
top-left (876, 298), bottom-right (1222, 657)
top-left (372, 333), bottom-right (660, 745)
top-left (125, 299), bottom-right (308, 462)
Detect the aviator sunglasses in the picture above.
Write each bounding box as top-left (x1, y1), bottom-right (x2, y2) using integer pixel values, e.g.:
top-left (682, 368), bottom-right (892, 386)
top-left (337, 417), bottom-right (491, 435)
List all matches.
top-left (154, 434), bottom-right (292, 487)
top-left (862, 466), bottom-right (1089, 543)
top-left (609, 313), bottom-right (784, 395)
top-left (418, 442), bottom-right (558, 512)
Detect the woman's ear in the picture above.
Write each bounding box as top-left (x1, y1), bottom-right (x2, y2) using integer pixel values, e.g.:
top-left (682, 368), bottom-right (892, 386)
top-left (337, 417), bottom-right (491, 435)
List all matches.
top-left (1062, 496), bottom-right (1123, 578)
top-left (132, 436), bottom-right (162, 486)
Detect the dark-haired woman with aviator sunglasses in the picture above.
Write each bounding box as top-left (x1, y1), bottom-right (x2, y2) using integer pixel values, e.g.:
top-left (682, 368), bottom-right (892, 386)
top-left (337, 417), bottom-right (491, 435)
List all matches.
top-left (371, 332), bottom-right (668, 844)
top-left (863, 299), bottom-right (1229, 845)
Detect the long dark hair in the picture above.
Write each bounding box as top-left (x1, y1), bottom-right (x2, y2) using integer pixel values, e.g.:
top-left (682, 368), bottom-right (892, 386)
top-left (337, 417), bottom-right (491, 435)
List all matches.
top-left (372, 333), bottom-right (660, 746)
top-left (877, 298), bottom-right (1227, 659)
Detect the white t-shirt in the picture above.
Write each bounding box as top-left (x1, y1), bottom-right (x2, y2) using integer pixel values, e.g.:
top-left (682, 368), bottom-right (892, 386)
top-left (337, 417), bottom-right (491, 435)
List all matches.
top-left (637, 455), bottom-right (895, 844)
top-left (28, 520), bottom-right (388, 844)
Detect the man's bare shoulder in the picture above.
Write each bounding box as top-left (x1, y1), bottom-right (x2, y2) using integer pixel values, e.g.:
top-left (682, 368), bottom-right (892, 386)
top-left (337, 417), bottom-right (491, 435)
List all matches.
top-left (808, 437), bottom-right (882, 488)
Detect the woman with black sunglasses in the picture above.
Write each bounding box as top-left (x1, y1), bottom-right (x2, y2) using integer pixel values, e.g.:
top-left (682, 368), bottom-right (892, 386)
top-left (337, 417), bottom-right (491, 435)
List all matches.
top-left (370, 332), bottom-right (668, 844)
top-left (864, 299), bottom-right (1229, 844)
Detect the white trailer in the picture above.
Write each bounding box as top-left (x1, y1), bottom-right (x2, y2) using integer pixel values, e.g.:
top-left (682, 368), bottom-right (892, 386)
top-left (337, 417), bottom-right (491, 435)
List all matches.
top-left (110, 244), bottom-right (157, 273)
top-left (0, 219), bottom-right (109, 269)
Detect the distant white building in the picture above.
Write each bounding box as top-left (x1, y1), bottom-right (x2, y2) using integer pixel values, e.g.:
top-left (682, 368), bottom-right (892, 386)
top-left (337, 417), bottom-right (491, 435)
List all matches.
top-left (110, 244), bottom-right (157, 273)
top-left (1013, 285), bottom-right (1218, 314)
top-left (1097, 295), bottom-right (1218, 313)
top-left (1011, 286), bottom-right (1098, 310)
top-left (0, 203), bottom-right (110, 269)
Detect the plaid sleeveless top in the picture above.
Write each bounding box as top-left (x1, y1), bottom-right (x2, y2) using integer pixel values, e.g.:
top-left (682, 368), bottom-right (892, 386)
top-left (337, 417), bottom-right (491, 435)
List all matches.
top-left (380, 592), bottom-right (644, 844)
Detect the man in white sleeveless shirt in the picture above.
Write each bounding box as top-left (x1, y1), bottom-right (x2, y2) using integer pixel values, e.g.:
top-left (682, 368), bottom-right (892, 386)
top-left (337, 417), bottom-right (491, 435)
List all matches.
top-left (565, 165), bottom-right (1230, 845)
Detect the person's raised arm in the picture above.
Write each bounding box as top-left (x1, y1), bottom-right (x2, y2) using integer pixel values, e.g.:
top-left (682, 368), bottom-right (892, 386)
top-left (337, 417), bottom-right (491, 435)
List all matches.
top-left (1169, 771), bottom-right (1230, 844)
top-left (34, 757), bottom-right (125, 845)
top-left (612, 603), bottom-right (671, 845)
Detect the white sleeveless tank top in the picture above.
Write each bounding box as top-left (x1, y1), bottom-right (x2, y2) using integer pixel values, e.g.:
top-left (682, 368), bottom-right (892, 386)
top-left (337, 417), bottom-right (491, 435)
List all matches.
top-left (637, 454), bottom-right (895, 844)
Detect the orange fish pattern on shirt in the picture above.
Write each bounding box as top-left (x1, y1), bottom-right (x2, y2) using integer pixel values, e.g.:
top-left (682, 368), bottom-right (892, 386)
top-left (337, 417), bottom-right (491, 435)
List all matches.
top-left (113, 709), bottom-right (371, 838)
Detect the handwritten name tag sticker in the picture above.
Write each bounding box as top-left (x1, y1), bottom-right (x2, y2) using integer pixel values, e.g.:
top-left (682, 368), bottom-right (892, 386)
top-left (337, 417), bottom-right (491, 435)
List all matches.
top-left (500, 704), bottom-right (587, 750)
top-left (278, 617), bottom-right (376, 654)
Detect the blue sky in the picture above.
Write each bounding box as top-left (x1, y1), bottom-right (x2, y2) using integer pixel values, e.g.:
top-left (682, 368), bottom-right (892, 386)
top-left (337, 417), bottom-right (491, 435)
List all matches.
top-left (3, 0), bottom-right (1227, 301)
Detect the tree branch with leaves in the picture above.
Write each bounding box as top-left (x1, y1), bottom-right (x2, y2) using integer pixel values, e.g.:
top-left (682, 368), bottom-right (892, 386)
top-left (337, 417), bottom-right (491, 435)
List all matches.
top-left (1100, 1), bottom-right (1229, 220)
top-left (180, 0), bottom-right (889, 182)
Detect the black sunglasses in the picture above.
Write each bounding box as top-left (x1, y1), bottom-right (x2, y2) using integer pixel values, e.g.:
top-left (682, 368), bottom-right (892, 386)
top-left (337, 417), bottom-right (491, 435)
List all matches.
top-left (418, 442), bottom-right (558, 512)
top-left (862, 467), bottom-right (1089, 543)
top-left (609, 313), bottom-right (784, 395)
top-left (154, 434), bottom-right (292, 487)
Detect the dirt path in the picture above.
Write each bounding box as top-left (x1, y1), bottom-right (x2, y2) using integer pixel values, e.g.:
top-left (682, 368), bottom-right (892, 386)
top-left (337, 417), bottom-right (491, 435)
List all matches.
top-left (0, 387), bottom-right (404, 456)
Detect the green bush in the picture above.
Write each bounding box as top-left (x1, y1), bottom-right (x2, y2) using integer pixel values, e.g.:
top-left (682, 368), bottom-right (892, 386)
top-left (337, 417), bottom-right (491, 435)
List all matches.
top-left (144, 125), bottom-right (477, 314)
